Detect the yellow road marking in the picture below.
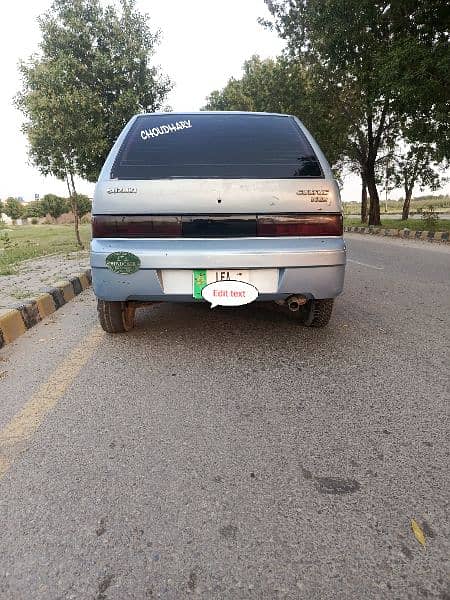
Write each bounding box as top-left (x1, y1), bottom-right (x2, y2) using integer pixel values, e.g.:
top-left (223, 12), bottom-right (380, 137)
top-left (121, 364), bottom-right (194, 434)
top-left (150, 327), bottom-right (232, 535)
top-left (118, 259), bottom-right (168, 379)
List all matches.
top-left (0, 327), bottom-right (104, 479)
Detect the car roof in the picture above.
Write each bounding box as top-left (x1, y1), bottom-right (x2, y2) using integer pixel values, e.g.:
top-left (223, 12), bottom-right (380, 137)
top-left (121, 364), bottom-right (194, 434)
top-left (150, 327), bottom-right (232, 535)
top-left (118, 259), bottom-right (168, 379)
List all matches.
top-left (136, 111), bottom-right (293, 118)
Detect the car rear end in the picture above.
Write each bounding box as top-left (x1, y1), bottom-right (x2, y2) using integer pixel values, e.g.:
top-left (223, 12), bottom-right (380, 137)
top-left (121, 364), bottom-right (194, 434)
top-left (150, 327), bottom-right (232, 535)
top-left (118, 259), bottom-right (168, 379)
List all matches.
top-left (91, 112), bottom-right (345, 330)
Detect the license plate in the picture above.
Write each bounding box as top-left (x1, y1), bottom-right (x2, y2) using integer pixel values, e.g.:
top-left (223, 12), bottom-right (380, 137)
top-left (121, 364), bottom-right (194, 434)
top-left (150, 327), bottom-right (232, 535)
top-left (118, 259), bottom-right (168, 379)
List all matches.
top-left (193, 269), bottom-right (250, 299)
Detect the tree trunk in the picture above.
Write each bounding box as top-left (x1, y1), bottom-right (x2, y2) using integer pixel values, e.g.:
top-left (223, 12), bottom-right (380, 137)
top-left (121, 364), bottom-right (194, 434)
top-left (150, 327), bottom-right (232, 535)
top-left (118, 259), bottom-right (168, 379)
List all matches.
top-left (402, 189), bottom-right (412, 221)
top-left (66, 172), bottom-right (83, 248)
top-left (361, 174), bottom-right (368, 224)
top-left (366, 168), bottom-right (381, 226)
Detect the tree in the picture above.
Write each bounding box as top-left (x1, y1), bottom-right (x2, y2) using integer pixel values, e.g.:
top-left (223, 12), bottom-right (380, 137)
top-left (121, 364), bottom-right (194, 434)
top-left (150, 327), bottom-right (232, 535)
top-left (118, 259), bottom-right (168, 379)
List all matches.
top-left (74, 194), bottom-right (92, 217)
top-left (361, 176), bottom-right (368, 224)
top-left (262, 0), bottom-right (449, 225)
top-left (204, 55), bottom-right (303, 114)
top-left (387, 144), bottom-right (443, 220)
top-left (3, 198), bottom-right (24, 221)
top-left (384, 1), bottom-right (449, 162)
top-left (39, 194), bottom-right (69, 220)
top-left (23, 200), bottom-right (45, 219)
top-left (16, 0), bottom-right (172, 246)
top-left (204, 55), bottom-right (350, 172)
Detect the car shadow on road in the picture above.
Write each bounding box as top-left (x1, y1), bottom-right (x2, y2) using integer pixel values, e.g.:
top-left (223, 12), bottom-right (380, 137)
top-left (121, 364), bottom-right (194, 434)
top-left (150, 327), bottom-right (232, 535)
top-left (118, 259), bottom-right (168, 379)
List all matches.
top-left (127, 299), bottom-right (350, 361)
top-left (135, 299), bottom-right (309, 331)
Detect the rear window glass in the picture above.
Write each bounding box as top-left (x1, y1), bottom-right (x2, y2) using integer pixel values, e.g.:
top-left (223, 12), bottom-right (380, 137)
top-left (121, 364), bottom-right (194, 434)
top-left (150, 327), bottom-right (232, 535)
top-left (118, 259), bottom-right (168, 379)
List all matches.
top-left (111, 113), bottom-right (323, 180)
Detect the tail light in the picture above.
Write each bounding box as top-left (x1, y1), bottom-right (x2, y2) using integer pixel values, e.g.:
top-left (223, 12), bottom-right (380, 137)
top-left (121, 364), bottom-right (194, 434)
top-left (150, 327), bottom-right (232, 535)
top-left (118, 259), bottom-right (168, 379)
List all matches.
top-left (257, 214), bottom-right (342, 236)
top-left (92, 215), bottom-right (182, 238)
top-left (92, 213), bottom-right (342, 238)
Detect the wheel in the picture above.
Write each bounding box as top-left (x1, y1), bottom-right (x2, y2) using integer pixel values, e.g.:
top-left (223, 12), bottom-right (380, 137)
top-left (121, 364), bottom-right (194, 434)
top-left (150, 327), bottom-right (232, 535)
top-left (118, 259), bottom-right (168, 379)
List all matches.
top-left (299, 298), bottom-right (334, 328)
top-left (97, 299), bottom-right (136, 333)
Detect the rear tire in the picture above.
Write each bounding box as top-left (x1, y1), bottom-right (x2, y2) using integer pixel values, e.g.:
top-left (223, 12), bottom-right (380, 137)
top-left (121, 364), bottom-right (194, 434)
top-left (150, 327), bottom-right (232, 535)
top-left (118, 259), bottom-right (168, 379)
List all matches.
top-left (97, 300), bottom-right (136, 333)
top-left (300, 298), bottom-right (334, 328)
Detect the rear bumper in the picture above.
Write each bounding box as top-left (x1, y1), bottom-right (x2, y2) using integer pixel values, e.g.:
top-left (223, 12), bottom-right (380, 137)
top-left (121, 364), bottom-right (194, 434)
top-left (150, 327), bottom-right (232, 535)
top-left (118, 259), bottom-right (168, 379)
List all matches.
top-left (90, 237), bottom-right (346, 301)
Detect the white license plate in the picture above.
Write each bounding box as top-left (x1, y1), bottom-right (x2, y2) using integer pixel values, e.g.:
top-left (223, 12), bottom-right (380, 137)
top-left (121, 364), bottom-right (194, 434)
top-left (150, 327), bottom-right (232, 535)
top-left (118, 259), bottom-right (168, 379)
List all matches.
top-left (161, 269), bottom-right (278, 295)
top-left (207, 269), bottom-right (250, 284)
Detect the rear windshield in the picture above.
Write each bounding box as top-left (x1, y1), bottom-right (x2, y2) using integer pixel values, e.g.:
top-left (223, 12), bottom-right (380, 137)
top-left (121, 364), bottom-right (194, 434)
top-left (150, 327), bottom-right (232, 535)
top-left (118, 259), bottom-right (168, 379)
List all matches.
top-left (111, 113), bottom-right (323, 180)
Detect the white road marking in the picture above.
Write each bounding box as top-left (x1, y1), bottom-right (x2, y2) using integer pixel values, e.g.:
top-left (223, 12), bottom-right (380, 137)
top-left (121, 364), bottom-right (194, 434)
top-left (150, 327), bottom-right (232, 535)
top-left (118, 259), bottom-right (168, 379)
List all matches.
top-left (347, 259), bottom-right (384, 270)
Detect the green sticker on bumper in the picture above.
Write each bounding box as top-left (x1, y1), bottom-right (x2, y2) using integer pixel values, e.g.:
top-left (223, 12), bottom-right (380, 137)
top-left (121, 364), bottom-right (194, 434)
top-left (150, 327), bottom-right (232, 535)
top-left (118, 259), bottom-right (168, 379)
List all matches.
top-left (106, 252), bottom-right (140, 275)
top-left (193, 269), bottom-right (207, 299)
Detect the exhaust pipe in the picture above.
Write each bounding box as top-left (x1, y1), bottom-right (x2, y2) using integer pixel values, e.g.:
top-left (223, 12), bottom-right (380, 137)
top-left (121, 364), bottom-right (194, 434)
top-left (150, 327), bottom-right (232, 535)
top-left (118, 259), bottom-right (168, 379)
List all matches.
top-left (286, 295), bottom-right (308, 312)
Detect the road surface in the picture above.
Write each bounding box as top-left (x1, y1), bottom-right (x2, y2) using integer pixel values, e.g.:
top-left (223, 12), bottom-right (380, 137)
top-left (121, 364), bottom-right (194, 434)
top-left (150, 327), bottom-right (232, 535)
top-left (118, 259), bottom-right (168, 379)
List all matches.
top-left (0, 234), bottom-right (449, 600)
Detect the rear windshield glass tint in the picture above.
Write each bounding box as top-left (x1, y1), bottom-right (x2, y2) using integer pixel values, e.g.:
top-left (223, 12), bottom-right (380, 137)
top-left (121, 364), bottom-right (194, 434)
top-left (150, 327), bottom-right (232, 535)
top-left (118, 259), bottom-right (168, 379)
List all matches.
top-left (111, 113), bottom-right (323, 179)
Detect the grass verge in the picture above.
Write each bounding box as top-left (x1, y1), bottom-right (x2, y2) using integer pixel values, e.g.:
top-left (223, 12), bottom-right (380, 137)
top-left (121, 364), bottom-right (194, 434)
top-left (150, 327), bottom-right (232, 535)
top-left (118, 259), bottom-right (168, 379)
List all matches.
top-left (343, 196), bottom-right (450, 215)
top-left (344, 218), bottom-right (450, 232)
top-left (0, 224), bottom-right (91, 275)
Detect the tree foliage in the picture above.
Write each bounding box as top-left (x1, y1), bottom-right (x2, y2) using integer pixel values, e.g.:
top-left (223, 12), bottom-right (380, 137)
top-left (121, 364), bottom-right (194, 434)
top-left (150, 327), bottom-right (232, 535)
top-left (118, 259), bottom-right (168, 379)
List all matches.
top-left (15, 0), bottom-right (172, 245)
top-left (23, 200), bottom-right (45, 219)
top-left (204, 55), bottom-right (300, 114)
top-left (39, 194), bottom-right (69, 219)
top-left (262, 0), bottom-right (449, 225)
top-left (386, 143), bottom-right (443, 219)
top-left (3, 198), bottom-right (24, 220)
top-left (203, 55), bottom-right (350, 171)
top-left (22, 194), bottom-right (92, 220)
top-left (73, 194), bottom-right (92, 217)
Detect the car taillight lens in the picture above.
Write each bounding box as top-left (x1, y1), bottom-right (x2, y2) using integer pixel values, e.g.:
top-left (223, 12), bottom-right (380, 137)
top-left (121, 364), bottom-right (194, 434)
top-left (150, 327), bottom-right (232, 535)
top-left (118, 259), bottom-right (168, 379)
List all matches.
top-left (256, 214), bottom-right (343, 236)
top-left (92, 213), bottom-right (343, 238)
top-left (92, 215), bottom-right (182, 238)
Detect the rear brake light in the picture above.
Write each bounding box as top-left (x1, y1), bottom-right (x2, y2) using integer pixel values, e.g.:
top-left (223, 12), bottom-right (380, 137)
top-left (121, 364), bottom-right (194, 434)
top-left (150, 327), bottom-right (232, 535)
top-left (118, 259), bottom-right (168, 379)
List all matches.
top-left (256, 214), bottom-right (342, 236)
top-left (92, 213), bottom-right (343, 238)
top-left (92, 215), bottom-right (182, 238)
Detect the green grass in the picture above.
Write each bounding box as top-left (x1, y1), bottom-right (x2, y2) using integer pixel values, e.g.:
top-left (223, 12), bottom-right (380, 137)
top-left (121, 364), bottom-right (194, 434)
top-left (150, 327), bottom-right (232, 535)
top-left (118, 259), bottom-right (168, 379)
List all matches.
top-left (0, 224), bottom-right (91, 275)
top-left (344, 217), bottom-right (450, 232)
top-left (343, 196), bottom-right (450, 215)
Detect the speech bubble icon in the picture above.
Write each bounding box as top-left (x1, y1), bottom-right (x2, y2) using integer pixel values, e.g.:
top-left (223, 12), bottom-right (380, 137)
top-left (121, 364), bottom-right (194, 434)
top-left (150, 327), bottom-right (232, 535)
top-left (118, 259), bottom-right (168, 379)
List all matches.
top-left (201, 280), bottom-right (259, 309)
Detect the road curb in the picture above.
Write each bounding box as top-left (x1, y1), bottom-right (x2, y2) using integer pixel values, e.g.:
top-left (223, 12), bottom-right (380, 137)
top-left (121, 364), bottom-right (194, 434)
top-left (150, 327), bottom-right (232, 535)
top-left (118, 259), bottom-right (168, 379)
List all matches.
top-left (344, 226), bottom-right (449, 243)
top-left (0, 269), bottom-right (92, 349)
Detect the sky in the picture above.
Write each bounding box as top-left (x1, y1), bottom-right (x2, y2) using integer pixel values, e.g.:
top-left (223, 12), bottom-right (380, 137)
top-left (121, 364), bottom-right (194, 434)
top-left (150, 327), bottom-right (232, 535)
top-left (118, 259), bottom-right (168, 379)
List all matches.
top-left (1, 0), bottom-right (448, 203)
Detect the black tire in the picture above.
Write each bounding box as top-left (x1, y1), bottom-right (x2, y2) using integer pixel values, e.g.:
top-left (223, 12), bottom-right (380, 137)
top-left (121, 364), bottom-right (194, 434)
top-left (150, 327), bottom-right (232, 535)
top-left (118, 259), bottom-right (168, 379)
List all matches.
top-left (300, 298), bottom-right (334, 328)
top-left (97, 300), bottom-right (135, 333)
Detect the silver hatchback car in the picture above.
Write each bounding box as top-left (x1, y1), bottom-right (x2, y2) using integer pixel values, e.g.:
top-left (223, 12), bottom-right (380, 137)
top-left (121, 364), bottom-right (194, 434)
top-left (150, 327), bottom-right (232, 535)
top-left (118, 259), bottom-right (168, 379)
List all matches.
top-left (91, 112), bottom-right (345, 332)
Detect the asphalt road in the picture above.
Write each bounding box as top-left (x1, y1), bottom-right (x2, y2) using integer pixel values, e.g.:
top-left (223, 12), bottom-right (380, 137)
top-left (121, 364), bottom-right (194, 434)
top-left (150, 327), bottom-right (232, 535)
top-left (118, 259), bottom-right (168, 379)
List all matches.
top-left (0, 234), bottom-right (449, 600)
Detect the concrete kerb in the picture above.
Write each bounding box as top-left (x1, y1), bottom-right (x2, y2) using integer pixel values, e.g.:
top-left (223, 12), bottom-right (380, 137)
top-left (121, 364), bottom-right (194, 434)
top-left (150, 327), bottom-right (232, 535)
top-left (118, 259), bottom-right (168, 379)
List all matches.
top-left (344, 226), bottom-right (449, 243)
top-left (0, 269), bottom-right (92, 349)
